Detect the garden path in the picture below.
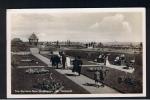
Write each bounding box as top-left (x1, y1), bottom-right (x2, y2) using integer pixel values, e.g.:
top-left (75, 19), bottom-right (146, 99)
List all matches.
top-left (30, 48), bottom-right (120, 94)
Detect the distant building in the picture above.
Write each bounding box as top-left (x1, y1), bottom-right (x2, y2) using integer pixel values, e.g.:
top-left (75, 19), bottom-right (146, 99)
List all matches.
top-left (28, 33), bottom-right (39, 46)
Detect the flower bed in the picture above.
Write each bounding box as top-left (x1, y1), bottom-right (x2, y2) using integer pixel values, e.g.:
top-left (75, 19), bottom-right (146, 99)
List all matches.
top-left (11, 54), bottom-right (48, 67)
top-left (12, 58), bottom-right (90, 94)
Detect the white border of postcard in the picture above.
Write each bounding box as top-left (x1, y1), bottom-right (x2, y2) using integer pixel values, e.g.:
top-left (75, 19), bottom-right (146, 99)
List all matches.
top-left (7, 8), bottom-right (146, 98)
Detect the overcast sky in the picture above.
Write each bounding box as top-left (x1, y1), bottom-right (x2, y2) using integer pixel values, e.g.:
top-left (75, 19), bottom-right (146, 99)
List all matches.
top-left (9, 9), bottom-right (144, 42)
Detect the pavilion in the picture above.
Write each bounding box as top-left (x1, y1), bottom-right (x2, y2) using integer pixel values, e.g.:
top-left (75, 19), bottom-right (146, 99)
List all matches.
top-left (28, 33), bottom-right (39, 46)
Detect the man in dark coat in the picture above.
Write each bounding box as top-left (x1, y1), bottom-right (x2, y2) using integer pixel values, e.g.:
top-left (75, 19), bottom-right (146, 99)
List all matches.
top-left (51, 54), bottom-right (60, 69)
top-left (62, 52), bottom-right (66, 69)
top-left (72, 56), bottom-right (83, 76)
top-left (50, 55), bottom-right (55, 67)
top-left (54, 55), bottom-right (61, 69)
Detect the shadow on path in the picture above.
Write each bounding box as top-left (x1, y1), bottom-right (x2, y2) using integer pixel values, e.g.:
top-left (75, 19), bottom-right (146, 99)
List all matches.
top-left (83, 83), bottom-right (105, 88)
top-left (65, 73), bottom-right (77, 76)
top-left (83, 83), bottom-right (97, 87)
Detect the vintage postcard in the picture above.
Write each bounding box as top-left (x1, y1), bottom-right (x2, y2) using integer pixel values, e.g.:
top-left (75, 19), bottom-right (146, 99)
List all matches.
top-left (7, 8), bottom-right (146, 98)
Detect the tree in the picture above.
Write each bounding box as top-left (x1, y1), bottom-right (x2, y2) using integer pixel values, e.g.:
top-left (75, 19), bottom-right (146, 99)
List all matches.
top-left (85, 43), bottom-right (88, 48)
top-left (67, 40), bottom-right (71, 46)
top-left (98, 42), bottom-right (103, 48)
top-left (139, 42), bottom-right (142, 51)
top-left (11, 38), bottom-right (23, 46)
top-left (56, 40), bottom-right (59, 46)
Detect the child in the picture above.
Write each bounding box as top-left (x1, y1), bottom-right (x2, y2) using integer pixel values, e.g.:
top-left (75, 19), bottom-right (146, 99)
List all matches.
top-left (94, 66), bottom-right (106, 88)
top-left (94, 68), bottom-right (101, 88)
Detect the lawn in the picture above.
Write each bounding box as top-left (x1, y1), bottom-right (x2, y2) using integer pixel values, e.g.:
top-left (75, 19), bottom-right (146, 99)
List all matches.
top-left (11, 54), bottom-right (90, 94)
top-left (62, 49), bottom-right (143, 93)
top-left (43, 50), bottom-right (143, 93)
top-left (81, 66), bottom-right (142, 93)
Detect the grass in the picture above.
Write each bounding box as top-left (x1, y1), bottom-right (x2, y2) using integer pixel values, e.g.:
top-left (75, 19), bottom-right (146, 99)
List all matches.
top-left (11, 45), bottom-right (143, 93)
top-left (11, 54), bottom-right (90, 94)
top-left (81, 66), bottom-right (142, 93)
top-left (63, 49), bottom-right (143, 93)
top-left (42, 51), bottom-right (142, 93)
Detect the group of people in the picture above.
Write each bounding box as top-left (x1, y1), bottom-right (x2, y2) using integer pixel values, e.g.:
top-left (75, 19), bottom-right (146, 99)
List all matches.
top-left (50, 51), bottom-right (108, 87)
top-left (114, 54), bottom-right (126, 66)
top-left (96, 54), bottom-right (106, 63)
top-left (50, 51), bottom-right (67, 69)
top-left (49, 51), bottom-right (136, 89)
top-left (96, 53), bottom-right (110, 66)
top-left (97, 53), bottom-right (128, 67)
top-left (50, 51), bottom-right (83, 76)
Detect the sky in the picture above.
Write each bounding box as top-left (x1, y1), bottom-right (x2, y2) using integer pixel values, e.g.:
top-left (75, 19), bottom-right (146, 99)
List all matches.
top-left (8, 9), bottom-right (145, 42)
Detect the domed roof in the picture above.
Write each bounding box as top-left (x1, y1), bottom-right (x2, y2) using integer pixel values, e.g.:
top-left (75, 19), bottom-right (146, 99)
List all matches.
top-left (29, 33), bottom-right (38, 40)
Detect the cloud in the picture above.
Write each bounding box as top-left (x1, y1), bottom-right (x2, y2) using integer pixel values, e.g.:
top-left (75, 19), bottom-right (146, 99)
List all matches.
top-left (10, 12), bottom-right (142, 42)
top-left (90, 22), bottom-right (99, 29)
top-left (122, 21), bottom-right (132, 33)
top-left (90, 14), bottom-right (132, 35)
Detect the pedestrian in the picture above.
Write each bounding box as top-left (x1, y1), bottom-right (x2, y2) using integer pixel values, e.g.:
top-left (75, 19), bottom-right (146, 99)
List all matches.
top-left (72, 56), bottom-right (83, 76)
top-left (120, 54), bottom-right (126, 65)
top-left (94, 66), bottom-right (107, 87)
top-left (54, 55), bottom-right (61, 69)
top-left (77, 56), bottom-right (82, 76)
top-left (97, 54), bottom-right (102, 63)
top-left (50, 54), bottom-right (55, 68)
top-left (94, 68), bottom-right (100, 88)
top-left (114, 56), bottom-right (120, 65)
top-left (103, 54), bottom-right (107, 65)
top-left (99, 67), bottom-right (105, 87)
top-left (66, 56), bottom-right (71, 69)
top-left (61, 52), bottom-right (66, 69)
top-left (72, 57), bottom-right (77, 73)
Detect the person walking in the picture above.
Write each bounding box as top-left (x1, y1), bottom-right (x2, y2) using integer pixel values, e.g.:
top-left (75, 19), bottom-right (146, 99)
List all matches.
top-left (94, 68), bottom-right (101, 88)
top-left (99, 67), bottom-right (105, 87)
top-left (72, 57), bottom-right (77, 74)
top-left (72, 56), bottom-right (83, 76)
top-left (94, 66), bottom-right (108, 88)
top-left (77, 56), bottom-right (83, 76)
top-left (66, 56), bottom-right (71, 69)
top-left (50, 54), bottom-right (55, 68)
top-left (54, 55), bottom-right (61, 69)
top-left (61, 52), bottom-right (66, 69)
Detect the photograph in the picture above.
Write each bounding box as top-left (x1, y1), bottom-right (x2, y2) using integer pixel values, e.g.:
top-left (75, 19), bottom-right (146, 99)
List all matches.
top-left (7, 8), bottom-right (146, 98)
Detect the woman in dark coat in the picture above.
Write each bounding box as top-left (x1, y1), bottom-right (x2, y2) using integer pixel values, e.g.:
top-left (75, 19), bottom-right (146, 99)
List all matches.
top-left (72, 56), bottom-right (83, 76)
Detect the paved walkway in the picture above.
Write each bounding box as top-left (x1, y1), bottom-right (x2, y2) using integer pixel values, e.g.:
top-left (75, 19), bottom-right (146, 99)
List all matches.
top-left (56, 69), bottom-right (119, 94)
top-left (32, 53), bottom-right (51, 66)
top-left (30, 48), bottom-right (120, 94)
